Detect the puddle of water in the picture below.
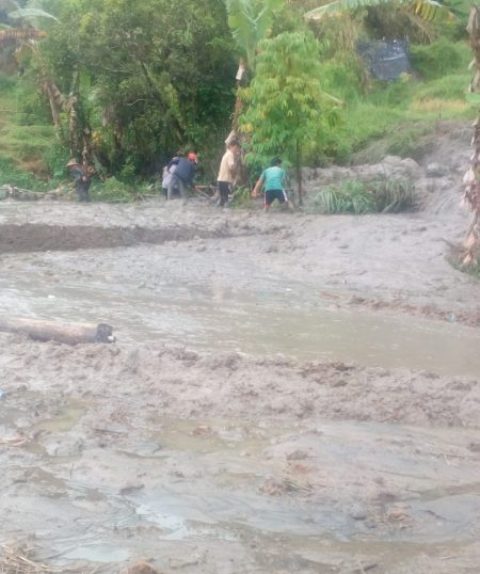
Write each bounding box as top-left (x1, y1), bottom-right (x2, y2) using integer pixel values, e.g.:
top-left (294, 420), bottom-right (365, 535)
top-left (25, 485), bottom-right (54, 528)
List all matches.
top-left (61, 544), bottom-right (130, 563)
top-left (144, 417), bottom-right (278, 456)
top-left (33, 403), bottom-right (85, 433)
top-left (4, 410), bottom-right (480, 569)
top-left (102, 417), bottom-right (480, 544)
top-left (2, 272), bottom-right (480, 378)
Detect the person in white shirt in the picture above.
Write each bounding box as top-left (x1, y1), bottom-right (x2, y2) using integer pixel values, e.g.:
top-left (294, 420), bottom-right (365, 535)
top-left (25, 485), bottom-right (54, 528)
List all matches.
top-left (217, 141), bottom-right (240, 207)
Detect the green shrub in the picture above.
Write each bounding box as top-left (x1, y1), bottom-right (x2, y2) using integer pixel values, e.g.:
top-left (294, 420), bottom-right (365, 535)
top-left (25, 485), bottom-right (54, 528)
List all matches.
top-left (230, 186), bottom-right (252, 208)
top-left (308, 178), bottom-right (416, 214)
top-left (410, 39), bottom-right (470, 81)
top-left (90, 177), bottom-right (134, 203)
top-left (0, 158), bottom-right (49, 191)
top-left (413, 72), bottom-right (470, 101)
top-left (43, 142), bottom-right (71, 181)
top-left (309, 180), bottom-right (374, 214)
top-left (371, 178), bottom-right (417, 212)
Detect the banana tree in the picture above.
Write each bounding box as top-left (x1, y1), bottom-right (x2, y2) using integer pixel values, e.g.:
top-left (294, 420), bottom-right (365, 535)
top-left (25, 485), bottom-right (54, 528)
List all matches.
top-left (224, 0), bottom-right (283, 136)
top-left (225, 0), bottom-right (284, 71)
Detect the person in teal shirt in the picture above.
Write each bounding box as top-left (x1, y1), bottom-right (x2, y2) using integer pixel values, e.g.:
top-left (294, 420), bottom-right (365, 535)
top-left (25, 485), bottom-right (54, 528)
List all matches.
top-left (252, 157), bottom-right (291, 211)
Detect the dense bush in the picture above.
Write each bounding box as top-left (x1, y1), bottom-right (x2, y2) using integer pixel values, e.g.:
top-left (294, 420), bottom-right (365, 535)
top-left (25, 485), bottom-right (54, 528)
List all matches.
top-left (309, 178), bottom-right (417, 214)
top-left (410, 39), bottom-right (470, 80)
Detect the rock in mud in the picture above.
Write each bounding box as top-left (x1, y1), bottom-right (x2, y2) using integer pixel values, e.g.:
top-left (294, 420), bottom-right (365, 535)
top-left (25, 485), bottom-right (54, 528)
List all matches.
top-left (124, 561), bottom-right (160, 574)
top-left (286, 449), bottom-right (309, 461)
top-left (426, 162), bottom-right (448, 178)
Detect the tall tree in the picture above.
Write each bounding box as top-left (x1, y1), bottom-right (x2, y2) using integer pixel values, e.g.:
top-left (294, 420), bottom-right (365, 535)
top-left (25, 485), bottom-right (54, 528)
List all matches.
top-left (240, 30), bottom-right (338, 205)
top-left (41, 0), bottom-right (236, 173)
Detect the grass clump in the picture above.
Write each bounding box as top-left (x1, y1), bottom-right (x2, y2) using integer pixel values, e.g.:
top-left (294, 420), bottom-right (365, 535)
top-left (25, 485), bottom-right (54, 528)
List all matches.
top-left (89, 177), bottom-right (135, 203)
top-left (410, 39), bottom-right (470, 81)
top-left (90, 178), bottom-right (154, 203)
top-left (0, 158), bottom-right (50, 192)
top-left (309, 178), bottom-right (417, 215)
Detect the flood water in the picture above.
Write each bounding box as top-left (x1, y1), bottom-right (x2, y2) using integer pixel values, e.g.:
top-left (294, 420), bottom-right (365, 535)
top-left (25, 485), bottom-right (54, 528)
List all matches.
top-left (1, 264), bottom-right (480, 377)
top-left (1, 209), bottom-right (480, 572)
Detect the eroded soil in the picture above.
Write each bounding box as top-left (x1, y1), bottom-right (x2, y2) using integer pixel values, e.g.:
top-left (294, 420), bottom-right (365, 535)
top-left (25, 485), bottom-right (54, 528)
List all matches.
top-left (1, 136), bottom-right (480, 573)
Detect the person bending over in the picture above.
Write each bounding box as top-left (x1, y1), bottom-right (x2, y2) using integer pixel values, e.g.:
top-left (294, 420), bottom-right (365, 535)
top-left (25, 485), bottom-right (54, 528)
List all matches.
top-left (252, 157), bottom-right (290, 211)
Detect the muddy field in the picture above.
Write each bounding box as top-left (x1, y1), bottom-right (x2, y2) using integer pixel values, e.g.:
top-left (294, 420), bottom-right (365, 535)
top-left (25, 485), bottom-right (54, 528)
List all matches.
top-left (1, 139), bottom-right (480, 573)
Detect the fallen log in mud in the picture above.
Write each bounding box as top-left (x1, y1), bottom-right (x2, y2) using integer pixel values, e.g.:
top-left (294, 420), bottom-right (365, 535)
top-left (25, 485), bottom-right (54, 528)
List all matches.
top-left (0, 318), bottom-right (114, 344)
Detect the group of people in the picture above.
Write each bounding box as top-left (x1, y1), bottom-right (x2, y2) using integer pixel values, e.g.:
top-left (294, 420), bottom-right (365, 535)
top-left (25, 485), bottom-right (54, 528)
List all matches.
top-left (161, 140), bottom-right (291, 210)
top-left (162, 151), bottom-right (199, 201)
top-left (67, 141), bottom-right (291, 210)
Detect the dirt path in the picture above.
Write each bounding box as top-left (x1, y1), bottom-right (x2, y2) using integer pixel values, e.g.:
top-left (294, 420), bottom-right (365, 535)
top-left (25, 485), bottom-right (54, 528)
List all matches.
top-left (1, 136), bottom-right (480, 573)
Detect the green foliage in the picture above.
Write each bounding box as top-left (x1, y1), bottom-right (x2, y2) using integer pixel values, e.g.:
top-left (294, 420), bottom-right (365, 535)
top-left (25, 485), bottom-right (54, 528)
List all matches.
top-left (0, 157), bottom-right (49, 191)
top-left (414, 71), bottom-right (470, 100)
top-left (41, 0), bottom-right (237, 174)
top-left (0, 73), bottom-right (16, 90)
top-left (410, 38), bottom-right (470, 80)
top-left (309, 177), bottom-right (416, 214)
top-left (311, 179), bottom-right (374, 213)
top-left (0, 0), bottom-right (476, 185)
top-left (240, 30), bottom-right (338, 171)
top-left (43, 141), bottom-right (70, 179)
top-left (305, 0), bottom-right (451, 23)
top-left (224, 0), bottom-right (284, 68)
top-left (8, 7), bottom-right (58, 21)
top-left (372, 177), bottom-right (417, 211)
top-left (230, 185), bottom-right (253, 208)
top-left (89, 177), bottom-right (135, 203)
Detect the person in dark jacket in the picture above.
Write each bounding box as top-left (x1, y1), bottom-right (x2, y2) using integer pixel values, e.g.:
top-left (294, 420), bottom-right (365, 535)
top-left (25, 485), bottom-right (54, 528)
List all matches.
top-left (66, 159), bottom-right (91, 202)
top-left (167, 152), bottom-right (197, 201)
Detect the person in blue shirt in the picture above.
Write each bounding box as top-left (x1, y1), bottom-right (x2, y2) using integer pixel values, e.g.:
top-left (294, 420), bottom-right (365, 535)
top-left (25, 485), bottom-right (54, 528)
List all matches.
top-left (167, 152), bottom-right (198, 201)
top-left (252, 157), bottom-right (290, 211)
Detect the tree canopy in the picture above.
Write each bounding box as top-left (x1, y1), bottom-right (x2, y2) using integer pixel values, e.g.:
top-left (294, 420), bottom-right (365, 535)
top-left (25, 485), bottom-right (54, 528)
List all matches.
top-left (38, 0), bottom-right (237, 173)
top-left (0, 0), bottom-right (469, 184)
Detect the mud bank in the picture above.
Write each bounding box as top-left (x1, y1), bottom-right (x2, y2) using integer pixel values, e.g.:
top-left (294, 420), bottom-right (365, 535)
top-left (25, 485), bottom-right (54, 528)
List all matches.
top-left (1, 338), bottom-right (480, 574)
top-left (1, 338), bottom-right (479, 428)
top-left (0, 221), bottom-right (272, 253)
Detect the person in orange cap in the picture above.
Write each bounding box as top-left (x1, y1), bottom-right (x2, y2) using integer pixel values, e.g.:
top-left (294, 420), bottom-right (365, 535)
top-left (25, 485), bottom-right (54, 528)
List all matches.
top-left (167, 151), bottom-right (197, 201)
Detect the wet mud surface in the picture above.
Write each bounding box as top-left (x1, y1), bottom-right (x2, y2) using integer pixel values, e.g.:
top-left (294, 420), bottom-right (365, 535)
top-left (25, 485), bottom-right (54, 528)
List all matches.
top-left (1, 155), bottom-right (480, 574)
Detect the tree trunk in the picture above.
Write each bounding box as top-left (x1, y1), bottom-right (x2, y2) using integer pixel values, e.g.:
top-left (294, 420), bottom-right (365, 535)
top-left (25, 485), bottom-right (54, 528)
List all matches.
top-left (0, 318), bottom-right (114, 345)
top-left (41, 78), bottom-right (64, 129)
top-left (224, 59), bottom-right (249, 186)
top-left (463, 7), bottom-right (480, 266)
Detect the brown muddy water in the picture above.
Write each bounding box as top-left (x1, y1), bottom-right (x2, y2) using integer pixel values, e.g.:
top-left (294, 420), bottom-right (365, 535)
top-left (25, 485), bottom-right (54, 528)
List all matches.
top-left (1, 261), bottom-right (480, 377)
top-left (1, 203), bottom-right (480, 573)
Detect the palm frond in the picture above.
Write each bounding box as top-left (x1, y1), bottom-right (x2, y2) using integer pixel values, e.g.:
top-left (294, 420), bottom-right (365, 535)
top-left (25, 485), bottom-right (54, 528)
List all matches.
top-left (9, 8), bottom-right (58, 22)
top-left (305, 0), bottom-right (452, 22)
top-left (224, 0), bottom-right (283, 68)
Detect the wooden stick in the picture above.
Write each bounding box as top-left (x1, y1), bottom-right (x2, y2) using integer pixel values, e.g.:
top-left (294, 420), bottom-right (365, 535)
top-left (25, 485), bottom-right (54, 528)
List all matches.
top-left (0, 318), bottom-right (115, 344)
